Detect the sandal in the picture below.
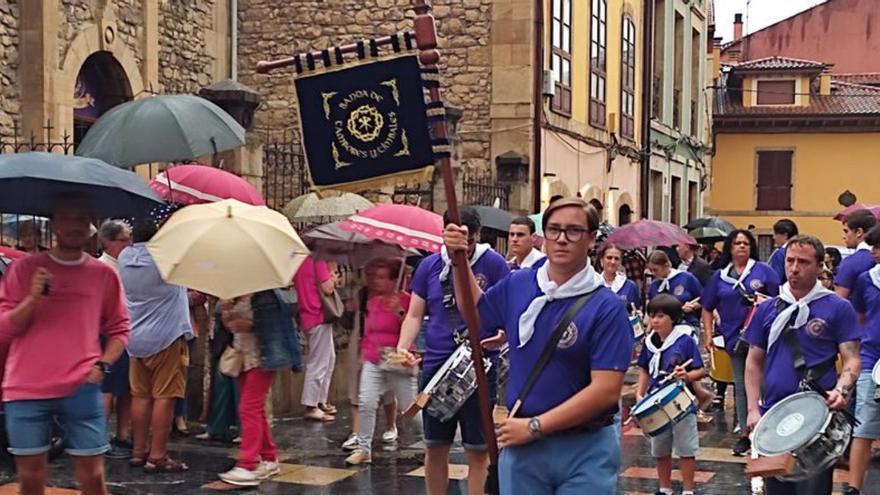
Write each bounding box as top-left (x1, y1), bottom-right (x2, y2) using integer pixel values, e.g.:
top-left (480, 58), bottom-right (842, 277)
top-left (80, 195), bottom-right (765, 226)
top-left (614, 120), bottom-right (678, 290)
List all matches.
top-left (304, 409), bottom-right (335, 422)
top-left (130, 452), bottom-right (149, 467)
top-left (144, 456), bottom-right (189, 473)
top-left (318, 403), bottom-right (337, 415)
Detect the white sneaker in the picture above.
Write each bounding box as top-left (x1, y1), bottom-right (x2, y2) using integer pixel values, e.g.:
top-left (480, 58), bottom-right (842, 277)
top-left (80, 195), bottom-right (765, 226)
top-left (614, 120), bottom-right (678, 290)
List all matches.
top-left (342, 433), bottom-right (359, 451)
top-left (381, 426), bottom-right (398, 443)
top-left (257, 461), bottom-right (281, 479)
top-left (219, 466), bottom-right (261, 486)
top-left (345, 449), bottom-right (372, 465)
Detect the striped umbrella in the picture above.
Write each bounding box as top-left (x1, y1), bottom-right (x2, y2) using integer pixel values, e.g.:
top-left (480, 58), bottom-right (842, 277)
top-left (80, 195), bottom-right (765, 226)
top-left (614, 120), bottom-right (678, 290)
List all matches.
top-left (149, 164), bottom-right (264, 206)
top-left (339, 204), bottom-right (443, 252)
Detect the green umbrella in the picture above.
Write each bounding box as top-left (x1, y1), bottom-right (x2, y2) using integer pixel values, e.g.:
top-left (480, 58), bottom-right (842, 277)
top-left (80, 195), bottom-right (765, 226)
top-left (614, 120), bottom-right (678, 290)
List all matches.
top-left (283, 191), bottom-right (373, 222)
top-left (75, 95), bottom-right (246, 168)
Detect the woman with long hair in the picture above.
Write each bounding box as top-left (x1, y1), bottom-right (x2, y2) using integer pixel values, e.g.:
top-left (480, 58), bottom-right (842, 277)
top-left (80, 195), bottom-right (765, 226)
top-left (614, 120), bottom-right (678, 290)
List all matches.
top-left (598, 243), bottom-right (642, 312)
top-left (700, 229), bottom-right (780, 456)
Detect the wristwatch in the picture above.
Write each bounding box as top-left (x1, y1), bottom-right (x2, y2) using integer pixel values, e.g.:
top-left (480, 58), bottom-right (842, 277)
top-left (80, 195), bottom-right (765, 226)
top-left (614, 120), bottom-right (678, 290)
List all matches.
top-left (527, 416), bottom-right (543, 439)
top-left (834, 386), bottom-right (850, 399)
top-left (94, 361), bottom-right (112, 375)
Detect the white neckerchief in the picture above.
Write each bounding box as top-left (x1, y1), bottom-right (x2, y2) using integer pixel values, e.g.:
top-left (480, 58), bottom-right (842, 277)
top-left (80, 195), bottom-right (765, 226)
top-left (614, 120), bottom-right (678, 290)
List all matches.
top-left (439, 243), bottom-right (490, 282)
top-left (857, 241), bottom-right (871, 252)
top-left (869, 264), bottom-right (880, 291)
top-left (644, 325), bottom-right (693, 378)
top-left (603, 272), bottom-right (627, 294)
top-left (511, 248), bottom-right (546, 269)
top-left (678, 256), bottom-right (692, 270)
top-left (719, 258), bottom-right (756, 293)
top-left (517, 261), bottom-right (603, 348)
top-left (657, 268), bottom-right (684, 293)
top-left (768, 281), bottom-right (834, 351)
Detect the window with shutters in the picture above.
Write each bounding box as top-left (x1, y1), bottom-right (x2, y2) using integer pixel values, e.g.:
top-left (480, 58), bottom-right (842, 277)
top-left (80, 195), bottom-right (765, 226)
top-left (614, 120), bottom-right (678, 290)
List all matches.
top-left (590, 0), bottom-right (607, 127)
top-left (756, 80), bottom-right (796, 105)
top-left (620, 15), bottom-right (636, 139)
top-left (756, 151), bottom-right (793, 210)
top-left (551, 0), bottom-right (573, 115)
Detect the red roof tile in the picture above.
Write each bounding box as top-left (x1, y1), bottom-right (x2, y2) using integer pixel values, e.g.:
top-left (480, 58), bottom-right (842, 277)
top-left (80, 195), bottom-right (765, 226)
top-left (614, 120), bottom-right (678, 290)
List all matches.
top-left (715, 79), bottom-right (880, 117)
top-left (832, 73), bottom-right (880, 86)
top-left (733, 56), bottom-right (830, 73)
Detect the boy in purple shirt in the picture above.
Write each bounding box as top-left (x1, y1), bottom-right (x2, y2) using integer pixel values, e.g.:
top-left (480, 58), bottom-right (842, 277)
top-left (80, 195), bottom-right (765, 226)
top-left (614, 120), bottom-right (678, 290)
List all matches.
top-left (637, 294), bottom-right (705, 495)
top-left (744, 235), bottom-right (861, 495)
top-left (835, 209), bottom-right (877, 299)
top-left (767, 219), bottom-right (798, 283)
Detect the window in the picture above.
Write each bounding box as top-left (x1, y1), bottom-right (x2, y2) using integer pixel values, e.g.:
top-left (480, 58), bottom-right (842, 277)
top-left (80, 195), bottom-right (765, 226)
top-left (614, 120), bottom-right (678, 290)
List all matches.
top-left (620, 15), bottom-right (636, 139)
top-left (756, 80), bottom-right (796, 105)
top-left (756, 151), bottom-right (793, 210)
top-left (551, 0), bottom-right (573, 114)
top-left (590, 0), bottom-right (607, 127)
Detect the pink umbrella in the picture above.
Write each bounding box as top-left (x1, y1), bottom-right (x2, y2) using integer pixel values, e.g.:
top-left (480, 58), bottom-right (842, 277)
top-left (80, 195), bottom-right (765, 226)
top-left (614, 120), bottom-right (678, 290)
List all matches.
top-left (340, 204), bottom-right (444, 252)
top-left (0, 246), bottom-right (27, 260)
top-left (149, 164), bottom-right (264, 206)
top-left (602, 219), bottom-right (697, 250)
top-left (834, 203), bottom-right (880, 221)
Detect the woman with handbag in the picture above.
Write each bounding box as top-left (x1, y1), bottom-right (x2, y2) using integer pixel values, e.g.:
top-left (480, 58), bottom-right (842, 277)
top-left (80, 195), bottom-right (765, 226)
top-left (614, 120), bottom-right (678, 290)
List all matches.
top-left (217, 290), bottom-right (302, 487)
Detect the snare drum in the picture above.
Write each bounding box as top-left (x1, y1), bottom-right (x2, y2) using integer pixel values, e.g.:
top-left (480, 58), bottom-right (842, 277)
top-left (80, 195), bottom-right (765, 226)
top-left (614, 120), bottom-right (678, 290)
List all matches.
top-left (752, 391), bottom-right (852, 482)
top-left (630, 315), bottom-right (645, 339)
top-left (709, 347), bottom-right (734, 384)
top-left (631, 381), bottom-right (697, 437)
top-left (420, 342), bottom-right (493, 422)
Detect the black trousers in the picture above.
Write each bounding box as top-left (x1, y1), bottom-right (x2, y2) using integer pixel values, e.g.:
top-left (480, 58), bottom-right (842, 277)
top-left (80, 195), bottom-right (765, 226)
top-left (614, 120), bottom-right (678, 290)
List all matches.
top-left (764, 467), bottom-right (833, 495)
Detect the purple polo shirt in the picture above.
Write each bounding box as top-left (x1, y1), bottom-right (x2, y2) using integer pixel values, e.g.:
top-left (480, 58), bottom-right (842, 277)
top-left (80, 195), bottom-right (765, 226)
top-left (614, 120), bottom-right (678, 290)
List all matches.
top-left (637, 331), bottom-right (704, 390)
top-left (768, 246), bottom-right (786, 283)
top-left (835, 249), bottom-right (875, 294)
top-left (411, 250), bottom-right (510, 373)
top-left (648, 271), bottom-right (704, 326)
top-left (743, 294), bottom-right (860, 413)
top-left (851, 270), bottom-right (880, 370)
top-left (477, 269), bottom-right (633, 418)
top-left (701, 262), bottom-right (781, 355)
top-left (614, 279), bottom-right (643, 312)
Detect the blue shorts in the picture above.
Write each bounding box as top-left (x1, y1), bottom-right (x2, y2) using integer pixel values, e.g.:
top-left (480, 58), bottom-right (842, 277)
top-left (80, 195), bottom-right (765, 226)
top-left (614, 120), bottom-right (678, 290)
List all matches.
top-left (100, 352), bottom-right (130, 396)
top-left (499, 424), bottom-right (620, 495)
top-left (853, 370), bottom-right (880, 439)
top-left (4, 382), bottom-right (109, 456)
top-left (421, 366), bottom-right (496, 451)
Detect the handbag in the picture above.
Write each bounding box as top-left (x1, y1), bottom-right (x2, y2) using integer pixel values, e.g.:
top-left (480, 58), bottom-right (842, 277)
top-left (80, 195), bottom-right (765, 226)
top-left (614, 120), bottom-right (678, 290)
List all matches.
top-left (218, 346), bottom-right (243, 377)
top-left (315, 262), bottom-right (344, 323)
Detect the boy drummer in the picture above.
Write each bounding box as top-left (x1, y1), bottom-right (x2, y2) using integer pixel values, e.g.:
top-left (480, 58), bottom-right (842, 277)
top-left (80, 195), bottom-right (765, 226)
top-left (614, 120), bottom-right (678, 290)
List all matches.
top-left (636, 294), bottom-right (705, 495)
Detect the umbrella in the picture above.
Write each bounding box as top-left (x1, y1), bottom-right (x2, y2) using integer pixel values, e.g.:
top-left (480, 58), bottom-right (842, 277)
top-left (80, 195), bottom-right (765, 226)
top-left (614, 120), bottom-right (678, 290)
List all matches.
top-left (0, 246), bottom-right (27, 260)
top-left (684, 216), bottom-right (736, 242)
top-left (75, 95), bottom-right (246, 168)
top-left (602, 219), bottom-right (697, 250)
top-left (303, 221), bottom-right (417, 268)
top-left (466, 205), bottom-right (514, 232)
top-left (0, 152), bottom-right (163, 218)
top-left (284, 191), bottom-right (373, 223)
top-left (834, 204), bottom-right (880, 221)
top-left (340, 204), bottom-right (444, 252)
top-left (146, 199), bottom-right (309, 299)
top-left (528, 213), bottom-right (544, 236)
top-left (150, 164), bottom-right (264, 206)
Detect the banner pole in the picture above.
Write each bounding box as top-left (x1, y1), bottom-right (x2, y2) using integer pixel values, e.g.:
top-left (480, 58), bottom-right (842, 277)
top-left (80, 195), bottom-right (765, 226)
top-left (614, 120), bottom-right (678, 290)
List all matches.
top-left (411, 1), bottom-right (500, 493)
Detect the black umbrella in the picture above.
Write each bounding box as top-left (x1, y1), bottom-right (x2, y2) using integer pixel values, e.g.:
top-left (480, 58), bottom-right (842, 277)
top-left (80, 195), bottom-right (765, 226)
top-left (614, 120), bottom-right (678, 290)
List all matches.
top-left (684, 216), bottom-right (737, 243)
top-left (467, 205), bottom-right (515, 232)
top-left (0, 152), bottom-right (164, 218)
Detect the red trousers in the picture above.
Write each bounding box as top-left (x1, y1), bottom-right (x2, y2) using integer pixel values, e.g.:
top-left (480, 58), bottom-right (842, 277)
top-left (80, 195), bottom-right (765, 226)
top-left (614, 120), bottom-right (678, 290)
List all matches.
top-left (236, 368), bottom-right (277, 469)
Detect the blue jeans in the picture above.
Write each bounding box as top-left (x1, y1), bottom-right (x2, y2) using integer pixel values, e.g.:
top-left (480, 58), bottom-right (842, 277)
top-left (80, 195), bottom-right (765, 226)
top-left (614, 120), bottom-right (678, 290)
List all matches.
top-left (499, 425), bottom-right (620, 495)
top-left (5, 382), bottom-right (108, 456)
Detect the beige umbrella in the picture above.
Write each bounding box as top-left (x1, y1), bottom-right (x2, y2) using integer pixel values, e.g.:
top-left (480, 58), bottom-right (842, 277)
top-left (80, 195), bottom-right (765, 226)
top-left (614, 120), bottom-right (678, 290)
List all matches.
top-left (283, 191), bottom-right (373, 222)
top-left (147, 198), bottom-right (309, 299)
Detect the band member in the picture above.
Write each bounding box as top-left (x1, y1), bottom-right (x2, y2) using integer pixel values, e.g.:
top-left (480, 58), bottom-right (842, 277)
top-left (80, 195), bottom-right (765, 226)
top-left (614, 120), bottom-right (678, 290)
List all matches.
top-left (767, 219), bottom-right (799, 283)
top-left (845, 225), bottom-right (880, 495)
top-left (744, 235), bottom-right (861, 494)
top-left (637, 294), bottom-right (705, 495)
top-left (507, 216), bottom-right (545, 270)
top-left (598, 243), bottom-right (642, 311)
top-left (444, 198), bottom-right (633, 494)
top-left (701, 229), bottom-right (780, 456)
top-left (396, 207), bottom-right (509, 495)
top-left (647, 251), bottom-right (703, 330)
top-left (836, 209), bottom-right (878, 299)
top-left (677, 243), bottom-right (713, 286)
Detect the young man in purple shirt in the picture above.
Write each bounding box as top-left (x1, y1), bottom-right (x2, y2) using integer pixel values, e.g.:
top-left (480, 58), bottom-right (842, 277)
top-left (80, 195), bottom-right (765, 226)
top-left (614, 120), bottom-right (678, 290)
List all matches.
top-left (845, 225), bottom-right (880, 495)
top-left (744, 235), bottom-right (861, 495)
top-left (396, 207), bottom-right (509, 495)
top-left (835, 209), bottom-right (877, 299)
top-left (767, 219), bottom-right (798, 284)
top-left (443, 198), bottom-right (633, 495)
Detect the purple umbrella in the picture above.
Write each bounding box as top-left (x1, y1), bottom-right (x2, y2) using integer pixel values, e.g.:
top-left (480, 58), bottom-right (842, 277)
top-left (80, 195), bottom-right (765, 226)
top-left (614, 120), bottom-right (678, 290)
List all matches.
top-left (834, 204), bottom-right (880, 221)
top-left (602, 219), bottom-right (697, 250)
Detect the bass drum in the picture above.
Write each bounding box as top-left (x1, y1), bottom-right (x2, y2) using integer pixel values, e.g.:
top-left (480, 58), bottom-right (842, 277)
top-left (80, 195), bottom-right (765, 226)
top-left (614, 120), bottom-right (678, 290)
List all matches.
top-left (708, 348), bottom-right (734, 384)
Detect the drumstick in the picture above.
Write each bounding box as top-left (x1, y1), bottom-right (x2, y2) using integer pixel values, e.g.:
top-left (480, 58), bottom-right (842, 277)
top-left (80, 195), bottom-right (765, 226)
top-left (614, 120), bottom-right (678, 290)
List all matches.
top-left (657, 358), bottom-right (694, 386)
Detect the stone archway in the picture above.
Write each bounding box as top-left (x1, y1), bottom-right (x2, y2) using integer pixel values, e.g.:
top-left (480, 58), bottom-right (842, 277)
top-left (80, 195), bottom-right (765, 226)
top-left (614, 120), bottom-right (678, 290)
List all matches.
top-left (579, 184), bottom-right (603, 202)
top-left (72, 51), bottom-right (133, 147)
top-left (615, 191), bottom-right (635, 226)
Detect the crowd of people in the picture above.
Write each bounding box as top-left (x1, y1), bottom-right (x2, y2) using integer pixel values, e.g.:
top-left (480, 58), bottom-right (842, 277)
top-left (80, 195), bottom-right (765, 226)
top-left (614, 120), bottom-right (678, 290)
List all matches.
top-left (0, 195), bottom-right (878, 495)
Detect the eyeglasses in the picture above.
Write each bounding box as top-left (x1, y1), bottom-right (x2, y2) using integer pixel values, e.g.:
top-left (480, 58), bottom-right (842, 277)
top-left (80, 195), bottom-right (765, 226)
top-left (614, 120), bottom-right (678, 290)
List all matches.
top-left (545, 225), bottom-right (589, 242)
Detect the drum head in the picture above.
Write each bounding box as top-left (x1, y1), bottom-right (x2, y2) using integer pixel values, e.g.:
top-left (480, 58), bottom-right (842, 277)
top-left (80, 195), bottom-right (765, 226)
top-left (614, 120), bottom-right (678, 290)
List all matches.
top-left (632, 381), bottom-right (679, 415)
top-left (753, 392), bottom-right (828, 456)
top-left (873, 360), bottom-right (880, 386)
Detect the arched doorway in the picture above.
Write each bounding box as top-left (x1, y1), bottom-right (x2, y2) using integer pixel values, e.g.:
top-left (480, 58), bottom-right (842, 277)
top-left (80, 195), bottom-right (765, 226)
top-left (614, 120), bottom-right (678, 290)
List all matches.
top-left (73, 51), bottom-right (133, 149)
top-left (618, 203), bottom-right (633, 225)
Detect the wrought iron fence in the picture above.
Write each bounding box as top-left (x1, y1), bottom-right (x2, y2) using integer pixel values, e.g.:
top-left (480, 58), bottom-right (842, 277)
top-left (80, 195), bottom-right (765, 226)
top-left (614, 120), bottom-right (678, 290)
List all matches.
top-left (462, 169), bottom-right (510, 210)
top-left (0, 121), bottom-right (75, 155)
top-left (262, 140), bottom-right (309, 212)
top-left (392, 181), bottom-right (435, 211)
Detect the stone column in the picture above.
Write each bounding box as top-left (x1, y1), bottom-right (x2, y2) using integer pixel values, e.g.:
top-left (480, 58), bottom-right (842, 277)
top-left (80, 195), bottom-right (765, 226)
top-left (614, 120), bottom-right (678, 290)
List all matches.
top-left (142, 0), bottom-right (159, 92)
top-left (19, 0), bottom-right (58, 140)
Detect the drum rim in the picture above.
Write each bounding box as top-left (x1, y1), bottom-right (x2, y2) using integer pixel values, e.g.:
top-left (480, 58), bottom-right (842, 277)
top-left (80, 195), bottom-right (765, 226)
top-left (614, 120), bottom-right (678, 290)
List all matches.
top-left (873, 359), bottom-right (880, 385)
top-left (632, 381), bottom-right (682, 415)
top-left (752, 391), bottom-right (828, 456)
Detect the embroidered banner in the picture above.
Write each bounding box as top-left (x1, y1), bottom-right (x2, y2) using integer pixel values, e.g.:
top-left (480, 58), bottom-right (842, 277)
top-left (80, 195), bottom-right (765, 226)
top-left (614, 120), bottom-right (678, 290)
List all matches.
top-left (295, 54), bottom-right (434, 191)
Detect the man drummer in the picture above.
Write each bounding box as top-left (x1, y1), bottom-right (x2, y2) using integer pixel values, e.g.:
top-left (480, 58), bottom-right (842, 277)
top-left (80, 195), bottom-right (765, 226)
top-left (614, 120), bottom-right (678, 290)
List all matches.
top-left (845, 225), bottom-right (880, 495)
top-left (395, 207), bottom-right (509, 495)
top-left (443, 198), bottom-right (633, 494)
top-left (744, 235), bottom-right (861, 494)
